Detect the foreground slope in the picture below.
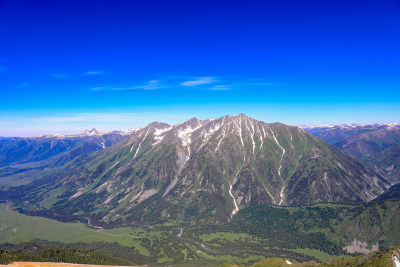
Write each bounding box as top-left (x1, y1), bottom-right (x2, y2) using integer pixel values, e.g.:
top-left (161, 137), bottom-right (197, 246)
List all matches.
top-left (1, 246), bottom-right (399, 267)
top-left (0, 247), bottom-right (137, 266)
top-left (246, 246), bottom-right (400, 266)
top-left (3, 115), bottom-right (390, 224)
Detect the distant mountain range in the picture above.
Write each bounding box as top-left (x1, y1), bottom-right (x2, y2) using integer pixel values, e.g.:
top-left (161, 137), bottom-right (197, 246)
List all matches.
top-left (301, 123), bottom-right (400, 144)
top-left (302, 123), bottom-right (400, 182)
top-left (0, 137), bottom-right (18, 143)
top-left (0, 129), bottom-right (136, 187)
top-left (0, 115), bottom-right (391, 226)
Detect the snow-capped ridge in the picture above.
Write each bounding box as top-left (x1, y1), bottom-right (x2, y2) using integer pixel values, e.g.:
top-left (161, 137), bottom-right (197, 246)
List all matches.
top-left (115, 128), bottom-right (140, 135)
top-left (72, 128), bottom-right (112, 137)
top-left (32, 127), bottom-right (139, 139)
top-left (301, 123), bottom-right (400, 130)
top-left (153, 126), bottom-right (173, 146)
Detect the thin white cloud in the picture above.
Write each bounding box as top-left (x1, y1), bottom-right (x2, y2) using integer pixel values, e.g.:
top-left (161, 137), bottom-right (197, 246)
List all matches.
top-left (92, 80), bottom-right (167, 91)
top-left (181, 77), bottom-right (216, 87)
top-left (129, 80), bottom-right (166, 90)
top-left (209, 85), bottom-right (231, 91)
top-left (84, 71), bottom-right (103, 75)
top-left (90, 76), bottom-right (274, 93)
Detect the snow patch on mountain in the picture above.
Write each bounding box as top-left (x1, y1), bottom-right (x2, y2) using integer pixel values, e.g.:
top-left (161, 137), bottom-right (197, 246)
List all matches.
top-left (215, 129), bottom-right (226, 152)
top-left (177, 122), bottom-right (203, 160)
top-left (233, 120), bottom-right (244, 146)
top-left (153, 126), bottom-right (172, 146)
top-left (133, 129), bottom-right (149, 159)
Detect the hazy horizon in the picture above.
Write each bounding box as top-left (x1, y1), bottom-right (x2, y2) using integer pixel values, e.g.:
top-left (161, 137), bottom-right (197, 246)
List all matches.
top-left (2, 112), bottom-right (400, 138)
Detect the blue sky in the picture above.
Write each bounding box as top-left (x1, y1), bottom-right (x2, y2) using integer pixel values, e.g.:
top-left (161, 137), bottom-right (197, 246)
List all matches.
top-left (1, 0), bottom-right (400, 136)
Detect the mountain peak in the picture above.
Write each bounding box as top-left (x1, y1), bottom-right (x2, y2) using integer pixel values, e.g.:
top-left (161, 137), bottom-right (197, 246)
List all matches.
top-left (147, 121), bottom-right (171, 130)
top-left (179, 117), bottom-right (199, 127)
top-left (226, 113), bottom-right (251, 120)
top-left (73, 128), bottom-right (112, 137)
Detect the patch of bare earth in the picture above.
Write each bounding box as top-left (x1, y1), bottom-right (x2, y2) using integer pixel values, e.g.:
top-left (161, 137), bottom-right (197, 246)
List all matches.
top-left (0, 262), bottom-right (141, 267)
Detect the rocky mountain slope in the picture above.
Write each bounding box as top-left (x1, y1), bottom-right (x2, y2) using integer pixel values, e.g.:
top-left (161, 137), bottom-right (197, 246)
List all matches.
top-left (369, 143), bottom-right (400, 182)
top-left (376, 183), bottom-right (400, 201)
top-left (4, 115), bottom-right (390, 225)
top-left (303, 124), bottom-right (400, 182)
top-left (334, 127), bottom-right (400, 160)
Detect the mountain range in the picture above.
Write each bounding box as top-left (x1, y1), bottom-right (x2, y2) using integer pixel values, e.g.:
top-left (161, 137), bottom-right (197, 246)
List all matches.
top-left (0, 129), bottom-right (135, 187)
top-left (1, 115), bottom-right (400, 266)
top-left (302, 123), bottom-right (400, 182)
top-left (0, 114), bottom-right (392, 226)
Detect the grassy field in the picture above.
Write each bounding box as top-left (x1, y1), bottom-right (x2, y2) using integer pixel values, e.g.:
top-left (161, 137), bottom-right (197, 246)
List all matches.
top-left (0, 161), bottom-right (52, 187)
top-left (285, 248), bottom-right (347, 262)
top-left (0, 204), bottom-right (151, 254)
top-left (0, 204), bottom-right (308, 266)
top-left (0, 204), bottom-right (269, 266)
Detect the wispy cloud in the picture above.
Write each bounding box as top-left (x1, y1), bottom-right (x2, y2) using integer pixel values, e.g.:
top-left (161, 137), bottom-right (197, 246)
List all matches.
top-left (181, 77), bottom-right (216, 87)
top-left (129, 80), bottom-right (166, 90)
top-left (90, 76), bottom-right (274, 92)
top-left (92, 80), bottom-right (167, 91)
top-left (209, 85), bottom-right (231, 91)
top-left (84, 71), bottom-right (104, 75)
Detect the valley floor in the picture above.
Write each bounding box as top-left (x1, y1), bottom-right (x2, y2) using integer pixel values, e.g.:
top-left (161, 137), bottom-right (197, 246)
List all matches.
top-left (1, 199), bottom-right (400, 266)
